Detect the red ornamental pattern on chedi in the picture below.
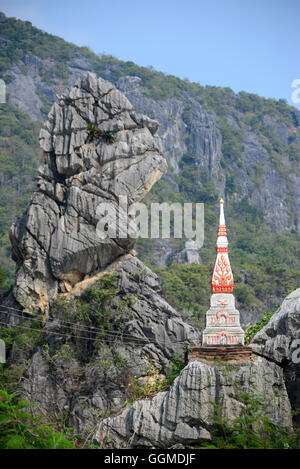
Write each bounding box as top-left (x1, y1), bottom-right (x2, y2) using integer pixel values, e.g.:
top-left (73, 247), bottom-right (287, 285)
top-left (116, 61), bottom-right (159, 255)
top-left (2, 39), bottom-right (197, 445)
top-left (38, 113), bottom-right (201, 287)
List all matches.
top-left (212, 254), bottom-right (234, 293)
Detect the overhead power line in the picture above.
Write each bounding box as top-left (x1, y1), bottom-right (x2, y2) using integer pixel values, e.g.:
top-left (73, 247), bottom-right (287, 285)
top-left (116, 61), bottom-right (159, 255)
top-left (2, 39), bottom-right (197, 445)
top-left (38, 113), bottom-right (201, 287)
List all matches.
top-left (0, 305), bottom-right (151, 343)
top-left (0, 306), bottom-right (198, 347)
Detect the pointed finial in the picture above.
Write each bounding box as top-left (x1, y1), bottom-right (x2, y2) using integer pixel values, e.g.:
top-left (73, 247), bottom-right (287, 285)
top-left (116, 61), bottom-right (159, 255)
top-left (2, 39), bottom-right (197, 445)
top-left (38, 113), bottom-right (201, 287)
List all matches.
top-left (218, 198), bottom-right (226, 228)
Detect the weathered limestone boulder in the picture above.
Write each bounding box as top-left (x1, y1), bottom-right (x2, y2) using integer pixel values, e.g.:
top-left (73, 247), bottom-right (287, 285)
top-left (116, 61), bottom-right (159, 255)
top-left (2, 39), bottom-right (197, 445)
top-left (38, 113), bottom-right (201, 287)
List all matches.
top-left (94, 357), bottom-right (292, 448)
top-left (250, 288), bottom-right (300, 423)
top-left (9, 72), bottom-right (167, 313)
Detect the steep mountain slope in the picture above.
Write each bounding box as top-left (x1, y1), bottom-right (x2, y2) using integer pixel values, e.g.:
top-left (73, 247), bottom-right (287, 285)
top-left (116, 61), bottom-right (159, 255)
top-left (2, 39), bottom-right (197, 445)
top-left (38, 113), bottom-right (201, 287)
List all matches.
top-left (0, 12), bottom-right (300, 325)
top-left (0, 14), bottom-right (299, 449)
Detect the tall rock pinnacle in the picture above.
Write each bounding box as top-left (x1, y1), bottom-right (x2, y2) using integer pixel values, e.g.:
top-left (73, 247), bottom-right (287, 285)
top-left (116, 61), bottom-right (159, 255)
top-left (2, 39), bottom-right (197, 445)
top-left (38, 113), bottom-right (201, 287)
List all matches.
top-left (9, 73), bottom-right (167, 313)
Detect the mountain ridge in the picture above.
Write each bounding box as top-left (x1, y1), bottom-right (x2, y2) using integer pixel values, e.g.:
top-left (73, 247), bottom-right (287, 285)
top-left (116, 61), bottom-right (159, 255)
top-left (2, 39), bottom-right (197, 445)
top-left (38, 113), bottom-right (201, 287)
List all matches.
top-left (0, 12), bottom-right (300, 326)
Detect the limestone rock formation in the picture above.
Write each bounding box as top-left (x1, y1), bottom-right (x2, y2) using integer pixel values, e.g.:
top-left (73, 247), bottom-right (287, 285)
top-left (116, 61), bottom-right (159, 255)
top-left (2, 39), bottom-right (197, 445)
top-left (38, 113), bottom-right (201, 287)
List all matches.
top-left (9, 72), bottom-right (167, 313)
top-left (251, 288), bottom-right (300, 421)
top-left (5, 70), bottom-right (202, 439)
top-left (90, 289), bottom-right (298, 449)
top-left (250, 288), bottom-right (300, 364)
top-left (172, 240), bottom-right (201, 265)
top-left (2, 13), bottom-right (300, 254)
top-left (94, 357), bottom-right (292, 448)
top-left (20, 254), bottom-right (201, 435)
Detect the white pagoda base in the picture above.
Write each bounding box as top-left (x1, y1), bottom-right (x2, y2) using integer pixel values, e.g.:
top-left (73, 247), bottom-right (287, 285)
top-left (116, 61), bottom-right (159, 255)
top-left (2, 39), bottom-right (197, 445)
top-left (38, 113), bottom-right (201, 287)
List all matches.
top-left (202, 293), bottom-right (244, 346)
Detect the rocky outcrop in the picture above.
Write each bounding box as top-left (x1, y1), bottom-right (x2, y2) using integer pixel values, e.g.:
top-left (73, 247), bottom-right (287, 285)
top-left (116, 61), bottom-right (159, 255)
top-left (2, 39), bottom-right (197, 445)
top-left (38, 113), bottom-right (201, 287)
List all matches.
top-left (4, 68), bottom-right (203, 439)
top-left (250, 288), bottom-right (300, 364)
top-left (172, 240), bottom-right (201, 265)
top-left (251, 288), bottom-right (300, 421)
top-left (94, 357), bottom-right (292, 448)
top-left (1, 16), bottom-right (299, 448)
top-left (116, 76), bottom-right (225, 191)
top-left (20, 254), bottom-right (201, 435)
top-left (91, 290), bottom-right (300, 449)
top-left (9, 73), bottom-right (167, 313)
top-left (1, 13), bottom-right (300, 276)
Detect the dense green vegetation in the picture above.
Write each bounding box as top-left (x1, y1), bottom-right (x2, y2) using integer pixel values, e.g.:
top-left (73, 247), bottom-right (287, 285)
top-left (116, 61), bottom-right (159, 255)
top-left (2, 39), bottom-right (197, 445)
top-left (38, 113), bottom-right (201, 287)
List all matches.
top-left (138, 165), bottom-right (300, 324)
top-left (0, 104), bottom-right (41, 285)
top-left (244, 308), bottom-right (277, 345)
top-left (0, 389), bottom-right (74, 449)
top-left (0, 16), bottom-right (77, 84)
top-left (1, 13), bottom-right (300, 138)
top-left (152, 264), bottom-right (210, 328)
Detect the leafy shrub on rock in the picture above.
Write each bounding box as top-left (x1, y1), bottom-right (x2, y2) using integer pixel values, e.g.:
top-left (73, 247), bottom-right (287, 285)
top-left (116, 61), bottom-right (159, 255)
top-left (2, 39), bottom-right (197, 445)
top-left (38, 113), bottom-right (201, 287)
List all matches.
top-left (0, 389), bottom-right (74, 449)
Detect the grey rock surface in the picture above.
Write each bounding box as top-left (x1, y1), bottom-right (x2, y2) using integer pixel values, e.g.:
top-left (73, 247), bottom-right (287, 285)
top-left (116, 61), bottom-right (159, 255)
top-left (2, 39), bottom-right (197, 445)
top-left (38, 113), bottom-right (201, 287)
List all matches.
top-left (6, 49), bottom-right (300, 242)
top-left (20, 254), bottom-right (201, 435)
top-left (250, 288), bottom-right (300, 419)
top-left (250, 288), bottom-right (300, 364)
top-left (9, 73), bottom-right (167, 313)
top-left (172, 240), bottom-right (201, 265)
top-left (110, 255), bottom-right (202, 369)
top-left (95, 357), bottom-right (292, 449)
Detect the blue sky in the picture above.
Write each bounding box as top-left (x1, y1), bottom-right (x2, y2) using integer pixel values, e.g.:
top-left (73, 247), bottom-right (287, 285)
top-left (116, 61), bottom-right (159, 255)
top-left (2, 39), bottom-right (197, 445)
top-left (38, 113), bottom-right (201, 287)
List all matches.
top-left (1, 0), bottom-right (300, 107)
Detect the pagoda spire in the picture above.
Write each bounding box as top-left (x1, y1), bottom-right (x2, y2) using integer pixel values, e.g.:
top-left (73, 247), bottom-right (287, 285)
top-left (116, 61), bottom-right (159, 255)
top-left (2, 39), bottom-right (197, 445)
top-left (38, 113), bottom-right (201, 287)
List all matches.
top-left (201, 198), bottom-right (245, 347)
top-left (211, 199), bottom-right (234, 293)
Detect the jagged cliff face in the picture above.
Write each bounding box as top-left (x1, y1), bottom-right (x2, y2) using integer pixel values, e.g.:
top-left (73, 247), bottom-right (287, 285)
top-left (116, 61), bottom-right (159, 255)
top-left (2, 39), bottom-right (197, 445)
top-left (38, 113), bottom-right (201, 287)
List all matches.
top-left (0, 13), bottom-right (299, 342)
top-left (2, 67), bottom-right (205, 439)
top-left (4, 47), bottom-right (300, 251)
top-left (116, 76), bottom-right (300, 236)
top-left (19, 255), bottom-right (201, 436)
top-left (117, 76), bottom-right (224, 184)
top-left (9, 73), bottom-right (166, 312)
